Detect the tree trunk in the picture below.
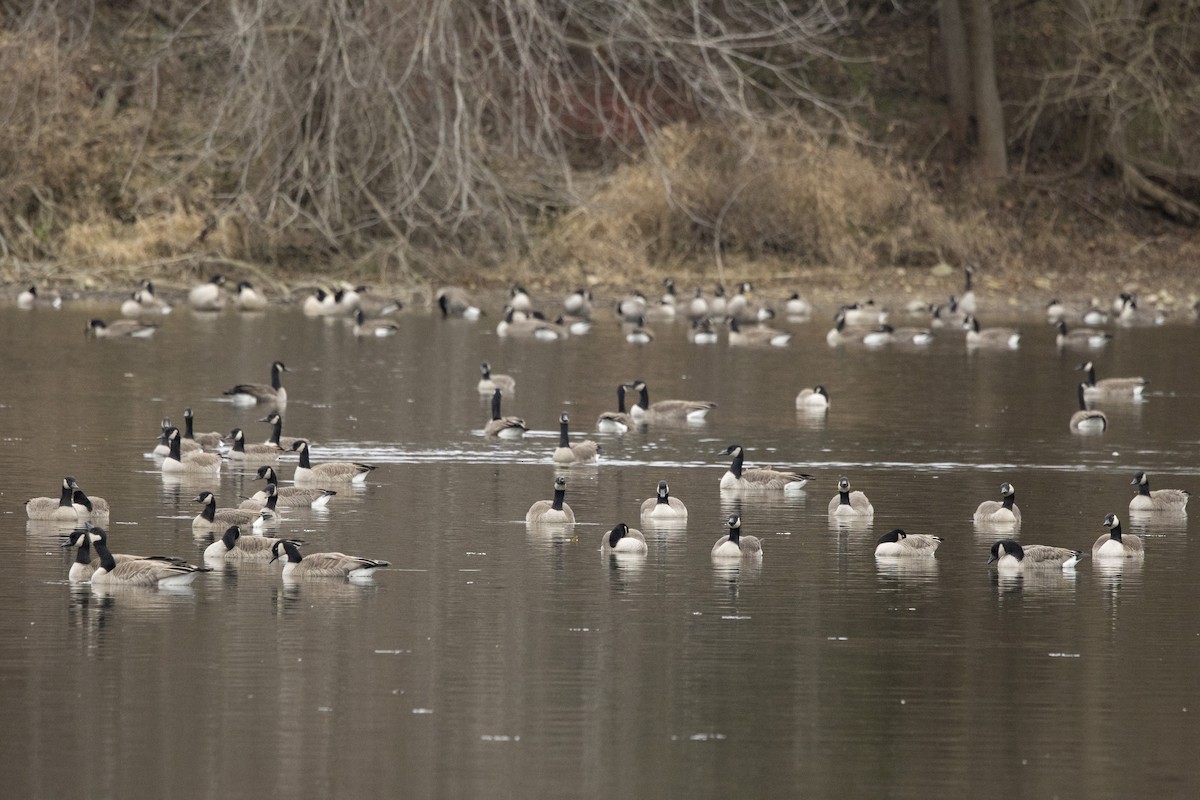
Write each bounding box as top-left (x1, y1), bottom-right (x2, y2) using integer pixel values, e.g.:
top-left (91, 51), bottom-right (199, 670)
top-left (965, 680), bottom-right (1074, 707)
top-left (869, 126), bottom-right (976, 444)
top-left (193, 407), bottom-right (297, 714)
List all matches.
top-left (967, 0), bottom-right (1007, 181)
top-left (938, 0), bottom-right (972, 161)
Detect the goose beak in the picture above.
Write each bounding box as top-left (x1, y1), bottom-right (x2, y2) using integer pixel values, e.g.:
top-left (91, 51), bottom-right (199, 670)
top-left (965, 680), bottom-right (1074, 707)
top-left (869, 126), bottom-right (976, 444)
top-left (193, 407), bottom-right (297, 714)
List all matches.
top-left (986, 555), bottom-right (998, 564)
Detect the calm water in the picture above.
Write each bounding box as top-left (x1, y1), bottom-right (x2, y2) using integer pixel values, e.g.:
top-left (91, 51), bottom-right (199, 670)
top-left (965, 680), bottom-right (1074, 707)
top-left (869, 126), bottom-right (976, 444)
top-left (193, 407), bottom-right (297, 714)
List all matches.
top-left (2, 298), bottom-right (1198, 798)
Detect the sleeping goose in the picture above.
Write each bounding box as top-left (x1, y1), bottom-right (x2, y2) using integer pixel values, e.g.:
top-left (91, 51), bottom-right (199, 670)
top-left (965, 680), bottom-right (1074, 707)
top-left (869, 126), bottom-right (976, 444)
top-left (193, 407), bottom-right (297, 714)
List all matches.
top-left (234, 280), bottom-right (269, 311)
top-left (224, 360), bottom-right (288, 407)
top-left (269, 540), bottom-right (390, 579)
top-left (160, 427), bottom-right (223, 474)
top-left (302, 288), bottom-right (337, 316)
top-left (290, 440), bottom-right (375, 484)
top-left (1055, 320), bottom-right (1111, 349)
top-left (25, 477), bottom-right (82, 521)
top-left (719, 445), bottom-right (812, 492)
top-left (973, 482), bottom-right (1021, 525)
top-left (551, 413), bottom-right (599, 464)
top-left (188, 274), bottom-right (226, 311)
top-left (626, 380), bottom-right (716, 424)
top-left (784, 292), bottom-right (812, 318)
top-left (1128, 471), bottom-right (1189, 513)
top-left (483, 390), bottom-right (527, 439)
top-left (88, 526), bottom-right (209, 587)
top-left (988, 539), bottom-right (1084, 571)
top-left (874, 529), bottom-right (941, 557)
top-left (228, 428), bottom-right (282, 460)
top-left (526, 476), bottom-right (575, 524)
top-left (600, 523), bottom-right (648, 555)
top-left (624, 315), bottom-right (655, 345)
top-left (828, 476), bottom-right (874, 517)
top-left (204, 525), bottom-right (292, 560)
top-left (688, 317), bottom-right (719, 344)
top-left (251, 465), bottom-right (336, 509)
top-left (795, 385), bottom-right (830, 410)
top-left (86, 318), bottom-right (158, 338)
top-left (193, 491), bottom-right (268, 530)
top-left (727, 317), bottom-right (791, 347)
top-left (687, 288), bottom-right (709, 322)
top-left (596, 384), bottom-right (633, 433)
top-left (477, 362), bottom-right (516, 396)
top-left (1077, 361), bottom-right (1146, 401)
top-left (1069, 383), bottom-right (1107, 433)
top-left (640, 480), bottom-right (688, 522)
top-left (710, 513), bottom-right (763, 560)
top-left (352, 307), bottom-right (400, 337)
top-left (963, 315), bottom-right (1019, 349)
top-left (436, 286), bottom-right (482, 319)
top-left (260, 411), bottom-right (304, 450)
top-left (17, 285), bottom-right (62, 309)
top-left (71, 487), bottom-right (110, 523)
top-left (1092, 513), bottom-right (1144, 558)
top-left (562, 288), bottom-right (594, 320)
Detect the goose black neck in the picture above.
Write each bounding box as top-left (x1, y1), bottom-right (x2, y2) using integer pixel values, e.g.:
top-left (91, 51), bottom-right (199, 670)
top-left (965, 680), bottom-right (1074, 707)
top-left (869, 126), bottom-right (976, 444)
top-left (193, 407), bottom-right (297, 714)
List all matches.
top-left (233, 432), bottom-right (246, 453)
top-left (616, 385), bottom-right (627, 413)
top-left (1110, 523), bottom-right (1123, 541)
top-left (657, 489), bottom-right (669, 505)
top-left (184, 414), bottom-right (196, 439)
top-left (636, 386), bottom-right (649, 410)
top-left (59, 482), bottom-right (74, 507)
top-left (840, 490), bottom-right (851, 506)
top-left (265, 490), bottom-right (278, 512)
top-left (729, 449), bottom-right (744, 478)
top-left (964, 269), bottom-right (973, 291)
top-left (1077, 383), bottom-right (1088, 410)
top-left (73, 491), bottom-right (93, 512)
top-left (271, 365), bottom-right (282, 390)
top-left (297, 445), bottom-right (312, 469)
top-left (729, 317), bottom-right (741, 332)
top-left (558, 419), bottom-right (570, 448)
top-left (169, 432), bottom-right (182, 461)
top-left (608, 527), bottom-right (624, 548)
top-left (74, 537), bottom-right (91, 566)
top-left (201, 497), bottom-right (216, 522)
top-left (222, 527), bottom-right (239, 549)
top-left (283, 541), bottom-right (303, 563)
top-left (1002, 493), bottom-right (1015, 510)
top-left (551, 488), bottom-right (566, 511)
top-left (491, 391), bottom-right (502, 421)
top-left (268, 417), bottom-right (283, 445)
top-left (1085, 364), bottom-right (1097, 387)
top-left (728, 526), bottom-right (740, 544)
top-left (94, 539), bottom-right (116, 572)
top-left (1136, 479), bottom-right (1150, 496)
top-left (437, 294), bottom-right (449, 317)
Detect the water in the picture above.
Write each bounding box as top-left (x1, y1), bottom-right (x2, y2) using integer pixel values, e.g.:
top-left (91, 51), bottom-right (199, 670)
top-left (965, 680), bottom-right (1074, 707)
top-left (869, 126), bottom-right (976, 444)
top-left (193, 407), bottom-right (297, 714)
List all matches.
top-left (2, 301), bottom-right (1198, 797)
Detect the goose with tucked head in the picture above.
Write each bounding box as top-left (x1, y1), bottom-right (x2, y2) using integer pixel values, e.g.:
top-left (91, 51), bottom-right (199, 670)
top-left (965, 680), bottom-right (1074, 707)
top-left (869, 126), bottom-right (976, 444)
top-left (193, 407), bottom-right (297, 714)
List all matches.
top-left (86, 318), bottom-right (158, 338)
top-left (1055, 320), bottom-right (1111, 349)
top-left (710, 513), bottom-right (762, 560)
top-left (988, 539), bottom-right (1084, 571)
top-left (601, 523), bottom-right (648, 555)
top-left (235, 280), bottom-right (269, 311)
top-left (188, 274), bottom-right (226, 311)
top-left (795, 385), bottom-right (830, 410)
top-left (874, 528), bottom-right (941, 557)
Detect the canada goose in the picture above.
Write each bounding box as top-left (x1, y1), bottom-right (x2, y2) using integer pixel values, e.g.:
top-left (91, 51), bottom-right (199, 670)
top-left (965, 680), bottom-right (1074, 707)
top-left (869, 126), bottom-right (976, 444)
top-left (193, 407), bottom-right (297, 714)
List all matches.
top-left (727, 317), bottom-right (791, 347)
top-left (957, 265), bottom-right (977, 316)
top-left (624, 315), bottom-right (655, 344)
top-left (596, 385), bottom-right (633, 433)
top-left (352, 307), bottom-right (400, 337)
top-left (477, 362), bottom-right (516, 396)
top-left (87, 527), bottom-right (209, 587)
top-left (496, 308), bottom-right (568, 340)
top-left (963, 315), bottom-right (1019, 349)
top-left (616, 291), bottom-right (647, 322)
top-left (1128, 471), bottom-right (1189, 513)
top-left (988, 539), bottom-right (1084, 570)
top-left (228, 428), bottom-right (282, 460)
top-left (16, 285), bottom-right (62, 310)
top-left (484, 390), bottom-right (527, 439)
top-left (708, 284), bottom-right (728, 317)
top-left (224, 360), bottom-right (288, 407)
top-left (1092, 513), bottom-right (1144, 558)
top-left (251, 465), bottom-right (337, 509)
top-left (119, 290), bottom-right (147, 317)
top-left (887, 325), bottom-right (934, 346)
top-left (259, 411), bottom-right (304, 450)
top-left (204, 525), bottom-right (294, 560)
top-left (826, 311), bottom-right (871, 346)
top-left (435, 286), bottom-right (482, 319)
top-left (183, 407), bottom-right (225, 450)
top-left (1055, 320), bottom-right (1111, 349)
top-left (795, 385), bottom-right (830, 410)
top-left (785, 292), bottom-right (812, 317)
top-left (72, 487), bottom-right (110, 522)
top-left (269, 539), bottom-right (390, 579)
top-left (600, 523), bottom-right (648, 554)
top-left (290, 440), bottom-right (375, 483)
top-left (711, 513), bottom-right (763, 559)
top-left (688, 317), bottom-right (719, 344)
top-left (125, 279), bottom-right (170, 315)
top-left (874, 529), bottom-right (941, 557)
top-left (302, 288), bottom-right (337, 316)
top-left (660, 278), bottom-right (679, 307)
top-left (339, 285), bottom-right (402, 318)
top-left (86, 318), bottom-right (158, 338)
top-left (238, 482), bottom-right (281, 516)
top-left (188, 274), bottom-right (226, 311)
top-left (973, 483), bottom-right (1021, 525)
top-left (25, 477), bottom-right (82, 521)
top-left (552, 413), bottom-right (599, 464)
top-left (626, 380), bottom-right (716, 424)
top-left (929, 301), bottom-right (965, 329)
top-left (687, 288), bottom-right (709, 322)
top-left (643, 298), bottom-right (677, 323)
top-left (1045, 299), bottom-right (1068, 323)
top-left (640, 480), bottom-right (687, 521)
top-left (839, 300), bottom-right (886, 327)
top-left (829, 476), bottom-right (874, 517)
top-left (508, 285), bottom-right (534, 314)
top-left (719, 445), bottom-right (813, 492)
top-left (562, 288), bottom-right (594, 319)
top-left (860, 325), bottom-right (894, 347)
top-left (1069, 383), bottom-right (1108, 433)
top-left (1082, 302), bottom-right (1108, 326)
top-left (160, 427), bottom-right (223, 474)
top-left (725, 282), bottom-right (756, 324)
top-left (1115, 292), bottom-right (1140, 324)
top-left (193, 491), bottom-right (268, 530)
top-left (235, 280), bottom-right (269, 311)
top-left (1077, 361), bottom-right (1146, 400)
top-left (65, 526), bottom-right (184, 582)
top-left (526, 476), bottom-right (575, 524)
top-left (556, 314), bottom-right (592, 336)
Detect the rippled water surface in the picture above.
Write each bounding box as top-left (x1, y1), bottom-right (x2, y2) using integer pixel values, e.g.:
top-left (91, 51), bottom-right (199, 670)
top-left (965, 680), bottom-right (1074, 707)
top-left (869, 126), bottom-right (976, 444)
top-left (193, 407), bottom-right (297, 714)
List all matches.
top-left (2, 300), bottom-right (1199, 797)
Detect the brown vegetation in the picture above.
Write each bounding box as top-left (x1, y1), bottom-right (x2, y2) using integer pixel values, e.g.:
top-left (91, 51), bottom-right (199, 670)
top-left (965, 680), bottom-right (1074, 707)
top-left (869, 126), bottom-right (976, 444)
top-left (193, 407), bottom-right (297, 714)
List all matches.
top-left (0, 2), bottom-right (1196, 299)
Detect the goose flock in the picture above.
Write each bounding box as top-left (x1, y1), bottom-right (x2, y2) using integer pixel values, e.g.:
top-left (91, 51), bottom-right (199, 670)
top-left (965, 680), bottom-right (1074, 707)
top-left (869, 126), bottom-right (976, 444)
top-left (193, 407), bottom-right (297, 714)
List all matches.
top-left (15, 267), bottom-right (1193, 594)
